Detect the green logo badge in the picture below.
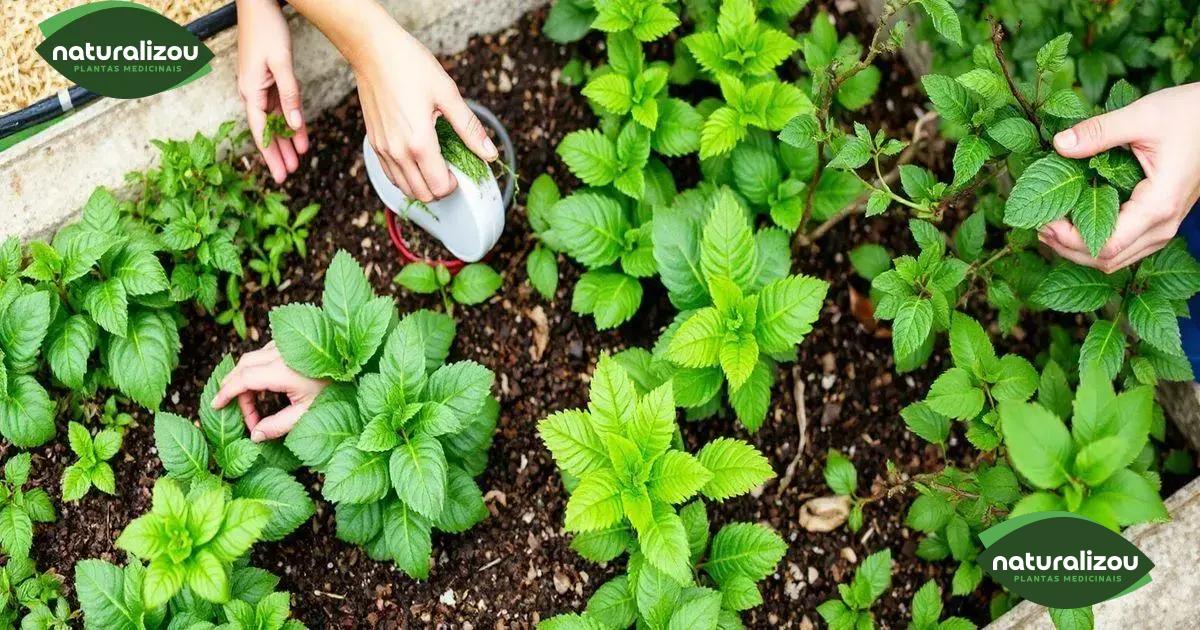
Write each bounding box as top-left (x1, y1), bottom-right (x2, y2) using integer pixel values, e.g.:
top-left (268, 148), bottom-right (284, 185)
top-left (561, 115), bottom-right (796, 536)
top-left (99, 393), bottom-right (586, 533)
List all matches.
top-left (35, 0), bottom-right (214, 99)
top-left (977, 511), bottom-right (1154, 609)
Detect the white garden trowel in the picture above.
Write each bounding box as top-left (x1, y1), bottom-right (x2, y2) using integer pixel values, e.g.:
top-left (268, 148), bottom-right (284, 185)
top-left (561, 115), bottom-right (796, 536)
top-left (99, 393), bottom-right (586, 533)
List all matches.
top-left (364, 101), bottom-right (514, 263)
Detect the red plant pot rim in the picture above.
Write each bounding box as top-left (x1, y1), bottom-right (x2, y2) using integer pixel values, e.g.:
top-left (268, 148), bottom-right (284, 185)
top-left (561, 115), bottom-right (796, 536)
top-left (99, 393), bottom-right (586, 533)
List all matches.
top-left (385, 210), bottom-right (470, 275)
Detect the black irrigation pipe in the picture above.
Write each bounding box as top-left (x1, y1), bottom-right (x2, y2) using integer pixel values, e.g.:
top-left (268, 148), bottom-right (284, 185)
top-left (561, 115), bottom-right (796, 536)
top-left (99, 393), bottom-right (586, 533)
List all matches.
top-left (0, 1), bottom-right (245, 140)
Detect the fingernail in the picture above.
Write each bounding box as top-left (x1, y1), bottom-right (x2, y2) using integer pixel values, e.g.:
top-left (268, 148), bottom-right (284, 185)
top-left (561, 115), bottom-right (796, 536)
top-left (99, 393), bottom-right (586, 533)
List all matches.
top-left (287, 109), bottom-right (302, 129)
top-left (483, 136), bottom-right (498, 161)
top-left (1041, 227), bottom-right (1057, 243)
top-left (251, 430), bottom-right (264, 443)
top-left (1054, 129), bottom-right (1077, 150)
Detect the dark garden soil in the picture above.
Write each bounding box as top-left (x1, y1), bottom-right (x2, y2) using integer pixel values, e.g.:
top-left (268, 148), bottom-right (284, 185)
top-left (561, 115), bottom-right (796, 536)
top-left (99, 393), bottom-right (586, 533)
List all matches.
top-left (18, 4), bottom-right (1198, 629)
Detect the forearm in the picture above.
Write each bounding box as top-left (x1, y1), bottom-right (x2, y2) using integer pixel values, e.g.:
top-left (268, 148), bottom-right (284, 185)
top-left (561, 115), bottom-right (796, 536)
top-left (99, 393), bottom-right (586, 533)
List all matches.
top-left (286, 0), bottom-right (400, 71)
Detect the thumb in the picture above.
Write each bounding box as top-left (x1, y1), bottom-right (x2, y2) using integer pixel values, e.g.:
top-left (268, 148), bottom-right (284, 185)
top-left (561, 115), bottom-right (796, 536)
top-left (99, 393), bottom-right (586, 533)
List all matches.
top-left (1053, 105), bottom-right (1142, 159)
top-left (438, 92), bottom-right (499, 162)
top-left (270, 56), bottom-right (304, 130)
top-left (249, 402), bottom-right (308, 442)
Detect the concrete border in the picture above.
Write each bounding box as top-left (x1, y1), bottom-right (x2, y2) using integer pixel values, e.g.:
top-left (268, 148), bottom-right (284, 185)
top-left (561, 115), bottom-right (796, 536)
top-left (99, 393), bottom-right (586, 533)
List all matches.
top-left (0, 0), bottom-right (547, 243)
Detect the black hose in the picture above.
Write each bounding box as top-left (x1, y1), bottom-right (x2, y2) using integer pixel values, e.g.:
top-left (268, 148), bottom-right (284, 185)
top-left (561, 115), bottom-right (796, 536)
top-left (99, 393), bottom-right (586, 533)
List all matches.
top-left (0, 2), bottom-right (243, 140)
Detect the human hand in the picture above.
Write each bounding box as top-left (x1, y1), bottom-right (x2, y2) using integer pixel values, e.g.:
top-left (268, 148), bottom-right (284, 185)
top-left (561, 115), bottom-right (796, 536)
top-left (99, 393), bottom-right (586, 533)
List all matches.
top-left (210, 342), bottom-right (328, 442)
top-left (236, 0), bottom-right (309, 184)
top-left (1040, 83), bottom-right (1200, 273)
top-left (349, 20), bottom-right (498, 202)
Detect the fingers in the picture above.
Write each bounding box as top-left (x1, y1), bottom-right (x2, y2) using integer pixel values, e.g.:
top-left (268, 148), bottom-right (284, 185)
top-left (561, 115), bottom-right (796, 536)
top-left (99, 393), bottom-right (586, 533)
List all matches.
top-left (376, 148), bottom-right (412, 198)
top-left (212, 350), bottom-right (286, 409)
top-left (1096, 179), bottom-right (1177, 261)
top-left (1040, 219), bottom-right (1089, 256)
top-left (249, 403), bottom-right (310, 442)
top-left (236, 391), bottom-right (261, 429)
top-left (400, 153), bottom-right (434, 202)
top-left (276, 131), bottom-right (300, 173)
top-left (269, 56), bottom-right (304, 131)
top-left (1053, 105), bottom-right (1144, 159)
top-left (411, 128), bottom-right (458, 199)
top-left (245, 106), bottom-right (289, 184)
top-left (438, 91), bottom-right (499, 163)
top-left (1098, 227), bottom-right (1174, 272)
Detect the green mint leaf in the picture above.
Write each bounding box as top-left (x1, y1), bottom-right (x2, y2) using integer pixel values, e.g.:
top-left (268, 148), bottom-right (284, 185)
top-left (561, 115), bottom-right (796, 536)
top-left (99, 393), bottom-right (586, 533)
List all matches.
top-left (1004, 155), bottom-right (1085, 229)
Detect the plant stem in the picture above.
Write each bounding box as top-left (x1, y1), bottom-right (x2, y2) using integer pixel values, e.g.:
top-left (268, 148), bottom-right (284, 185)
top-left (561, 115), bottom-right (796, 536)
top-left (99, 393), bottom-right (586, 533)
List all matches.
top-left (795, 111), bottom-right (938, 247)
top-left (793, 0), bottom-right (913, 241)
top-left (990, 21), bottom-right (1043, 135)
top-left (957, 244), bottom-right (1015, 308)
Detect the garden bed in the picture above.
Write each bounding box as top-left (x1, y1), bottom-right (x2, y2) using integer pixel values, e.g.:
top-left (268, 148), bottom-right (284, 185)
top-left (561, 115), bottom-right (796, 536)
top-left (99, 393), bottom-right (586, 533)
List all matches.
top-left (16, 3), bottom-right (1199, 628)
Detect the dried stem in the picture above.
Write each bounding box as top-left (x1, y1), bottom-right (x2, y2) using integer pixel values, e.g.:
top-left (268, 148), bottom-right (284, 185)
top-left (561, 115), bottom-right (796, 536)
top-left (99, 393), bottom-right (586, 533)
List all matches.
top-left (990, 21), bottom-right (1043, 133)
top-left (796, 111), bottom-right (939, 247)
top-left (794, 0), bottom-right (914, 241)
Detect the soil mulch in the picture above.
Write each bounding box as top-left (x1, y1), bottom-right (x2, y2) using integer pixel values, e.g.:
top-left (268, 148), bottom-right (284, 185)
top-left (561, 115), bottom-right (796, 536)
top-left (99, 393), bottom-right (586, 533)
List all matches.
top-left (18, 4), bottom-right (1197, 629)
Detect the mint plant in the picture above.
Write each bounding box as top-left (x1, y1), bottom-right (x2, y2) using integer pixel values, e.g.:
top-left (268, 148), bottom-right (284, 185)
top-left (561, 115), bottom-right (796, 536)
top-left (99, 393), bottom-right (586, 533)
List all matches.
top-left (0, 261), bottom-right (53, 447)
top-left (114, 476), bottom-right (270, 608)
top-left (823, 450), bottom-right (865, 532)
top-left (269, 250), bottom-right (395, 382)
top-left (817, 549), bottom-right (893, 630)
top-left (908, 580), bottom-right (975, 630)
top-left (1, 556), bottom-right (72, 629)
top-left (539, 355), bottom-right (775, 582)
top-left (245, 195), bottom-right (320, 289)
top-left (261, 113), bottom-right (294, 149)
top-left (655, 189), bottom-right (827, 430)
top-left (274, 252), bottom-right (497, 578)
top-left (538, 500), bottom-right (786, 629)
top-left (153, 355), bottom-right (316, 541)
top-left (922, 1), bottom-right (1197, 104)
top-left (0, 453), bottom-right (55, 558)
top-left (394, 261), bottom-right (504, 313)
top-left (76, 558), bottom-right (306, 629)
top-left (61, 421), bottom-right (122, 502)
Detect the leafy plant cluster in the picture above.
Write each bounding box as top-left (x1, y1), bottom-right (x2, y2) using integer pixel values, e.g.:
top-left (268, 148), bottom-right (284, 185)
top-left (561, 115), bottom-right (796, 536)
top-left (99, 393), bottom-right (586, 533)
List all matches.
top-left (152, 355), bottom-right (316, 544)
top-left (797, 7), bottom-right (1200, 628)
top-left (543, 1), bottom-right (1199, 628)
top-left (1, 555), bottom-right (75, 630)
top-left (0, 454), bottom-right (55, 560)
top-left (537, 355), bottom-right (783, 628)
top-left (0, 122), bottom-right (318, 450)
top-left (268, 251), bottom-right (498, 578)
top-left (75, 556), bottom-right (307, 629)
top-left (920, 0), bottom-right (1200, 105)
top-left (126, 121), bottom-right (320, 334)
top-left (541, 502), bottom-right (786, 629)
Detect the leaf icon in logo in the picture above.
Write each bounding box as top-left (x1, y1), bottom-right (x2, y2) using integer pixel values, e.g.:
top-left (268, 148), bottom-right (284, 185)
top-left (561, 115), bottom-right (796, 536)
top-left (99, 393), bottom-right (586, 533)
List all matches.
top-left (977, 511), bottom-right (1154, 609)
top-left (35, 1), bottom-right (214, 99)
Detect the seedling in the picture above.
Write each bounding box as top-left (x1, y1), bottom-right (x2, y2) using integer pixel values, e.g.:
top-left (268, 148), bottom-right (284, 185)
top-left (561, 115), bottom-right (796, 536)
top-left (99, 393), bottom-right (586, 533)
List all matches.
top-left (818, 549), bottom-right (893, 630)
top-left (1, 556), bottom-right (72, 629)
top-left (394, 261), bottom-right (503, 314)
top-left (0, 454), bottom-right (55, 557)
top-left (61, 422), bottom-right (122, 502)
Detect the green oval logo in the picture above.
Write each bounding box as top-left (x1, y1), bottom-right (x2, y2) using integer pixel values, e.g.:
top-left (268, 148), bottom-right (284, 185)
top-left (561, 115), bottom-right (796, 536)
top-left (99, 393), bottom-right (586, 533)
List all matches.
top-left (34, 0), bottom-right (214, 99)
top-left (977, 511), bottom-right (1155, 609)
